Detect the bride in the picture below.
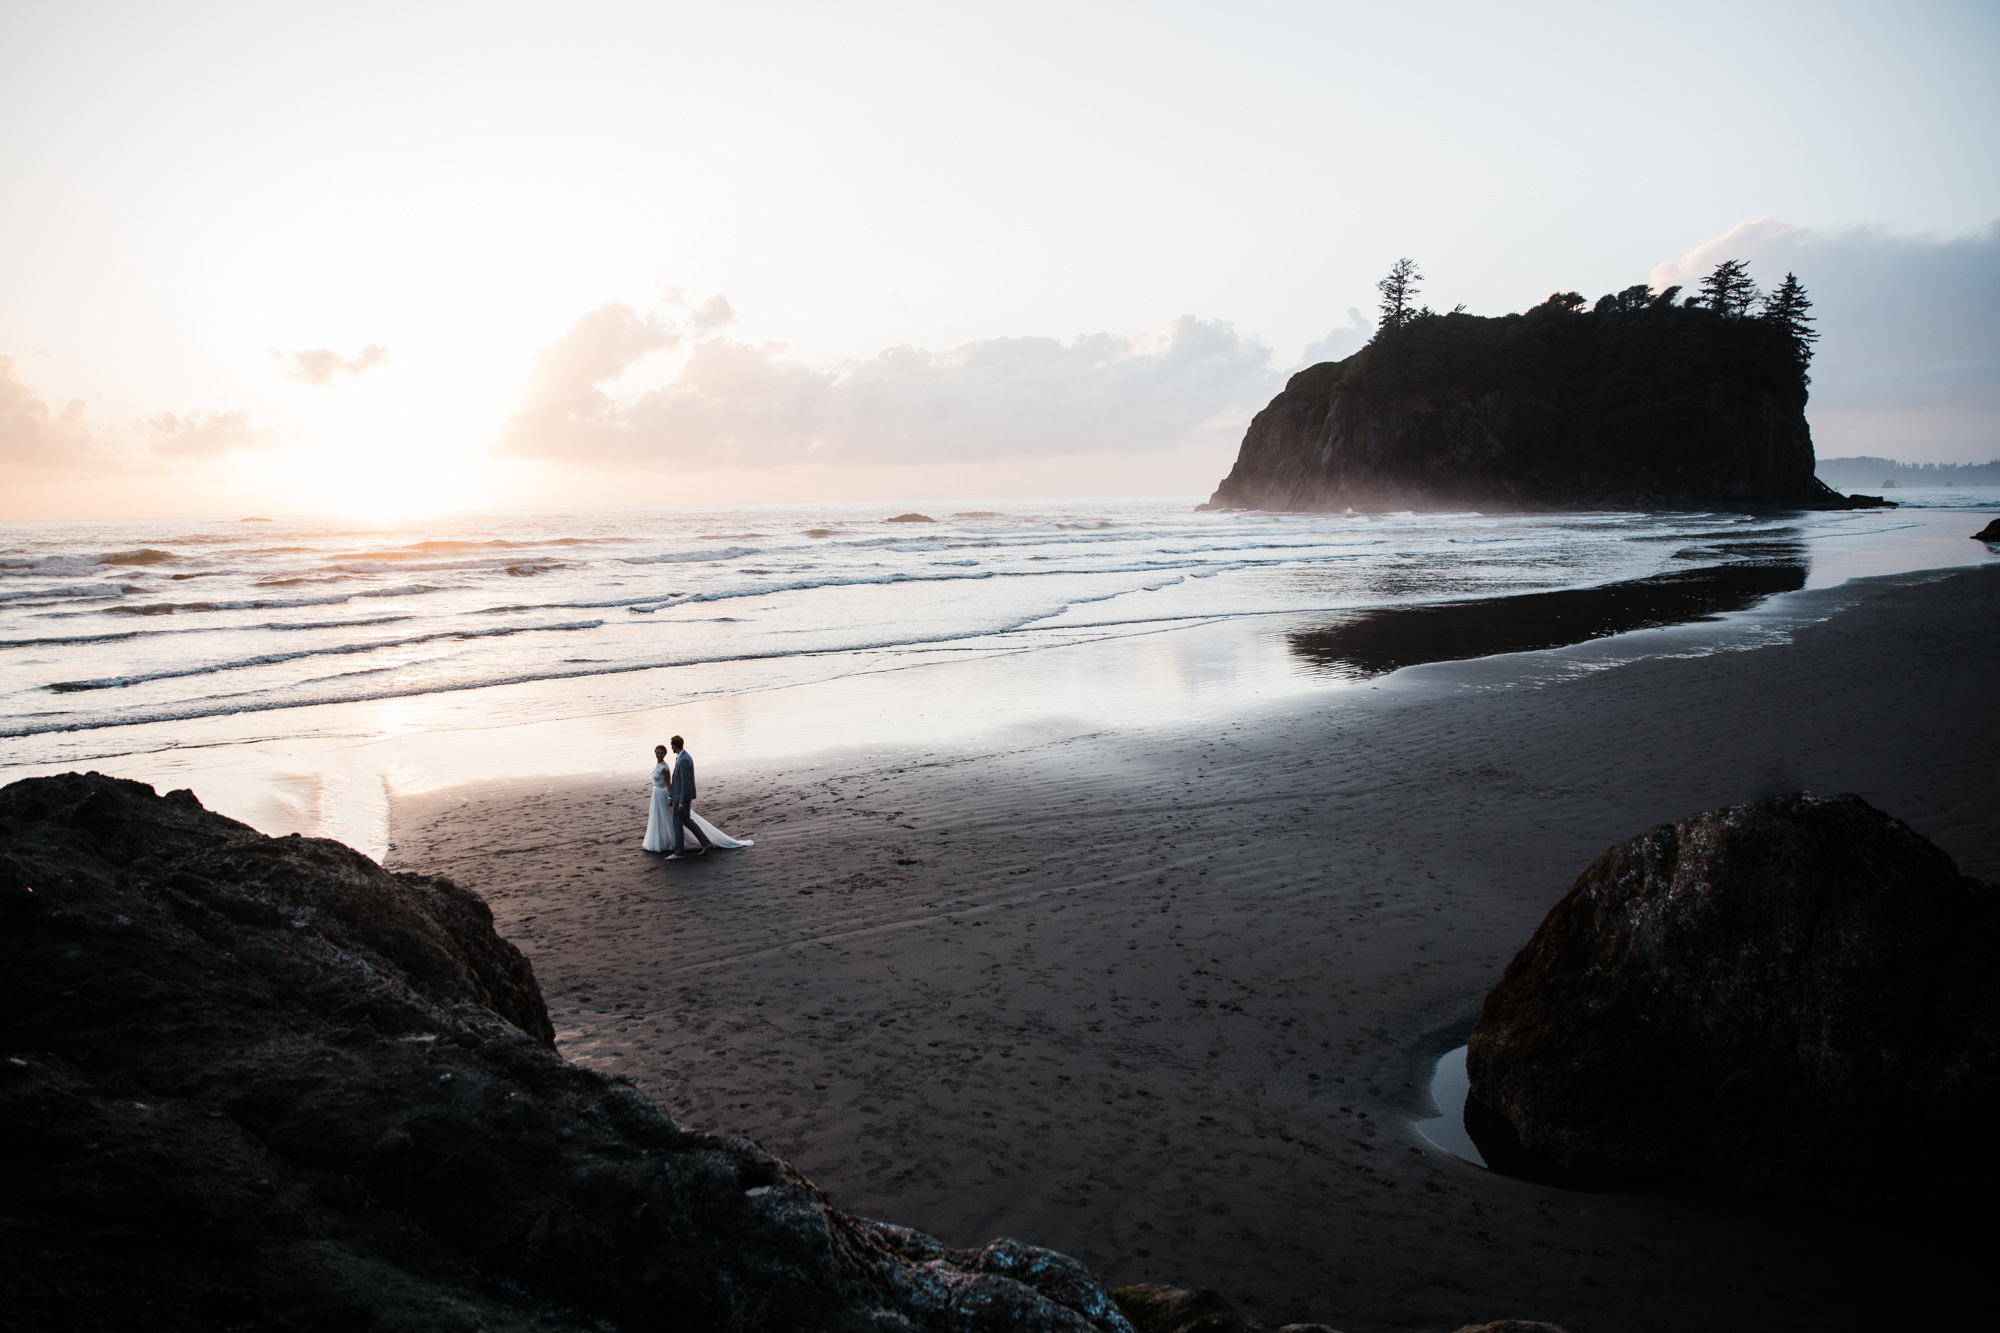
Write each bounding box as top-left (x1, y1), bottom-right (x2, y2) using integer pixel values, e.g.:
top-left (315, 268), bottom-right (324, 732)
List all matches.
top-left (643, 743), bottom-right (753, 852)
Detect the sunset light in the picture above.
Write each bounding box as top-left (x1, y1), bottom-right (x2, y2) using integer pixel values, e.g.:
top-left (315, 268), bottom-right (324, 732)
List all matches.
top-left (3, 4), bottom-right (1996, 1330)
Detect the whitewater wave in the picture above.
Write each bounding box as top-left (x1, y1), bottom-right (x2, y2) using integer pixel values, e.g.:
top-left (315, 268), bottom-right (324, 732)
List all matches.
top-left (0, 583), bottom-right (129, 603)
top-left (0, 630), bottom-right (143, 649)
top-left (8, 498), bottom-right (1942, 750)
top-left (622, 546), bottom-right (760, 564)
top-left (44, 619), bottom-right (605, 693)
top-left (103, 584), bottom-right (442, 615)
top-left (315, 557), bottom-right (574, 576)
top-left (624, 555), bottom-right (1328, 611)
top-left (3, 615), bottom-right (1149, 736)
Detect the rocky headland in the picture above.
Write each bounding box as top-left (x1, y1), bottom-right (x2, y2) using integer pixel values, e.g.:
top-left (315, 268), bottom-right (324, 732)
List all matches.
top-left (0, 773), bottom-right (1143, 1333)
top-left (1204, 286), bottom-right (1886, 513)
top-left (1466, 792), bottom-right (2000, 1212)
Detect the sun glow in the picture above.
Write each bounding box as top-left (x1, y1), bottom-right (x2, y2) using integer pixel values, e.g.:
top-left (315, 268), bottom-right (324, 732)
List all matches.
top-left (272, 386), bottom-right (495, 521)
top-left (271, 437), bottom-right (461, 521)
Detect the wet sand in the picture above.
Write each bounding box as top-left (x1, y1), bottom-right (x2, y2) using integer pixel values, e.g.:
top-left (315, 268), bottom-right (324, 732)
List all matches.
top-left (389, 564), bottom-right (1997, 1332)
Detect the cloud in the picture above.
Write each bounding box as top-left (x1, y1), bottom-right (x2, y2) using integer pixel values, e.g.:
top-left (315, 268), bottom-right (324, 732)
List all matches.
top-left (276, 343), bottom-right (390, 385)
top-left (0, 353), bottom-right (103, 468)
top-left (499, 304), bottom-right (1278, 470)
top-left (504, 302), bottom-right (683, 458)
top-left (148, 409), bottom-right (271, 459)
top-left (655, 288), bottom-right (737, 334)
top-left (1653, 218), bottom-right (2000, 461)
top-left (4, 353), bottom-right (277, 473)
top-left (1299, 307), bottom-right (1371, 368)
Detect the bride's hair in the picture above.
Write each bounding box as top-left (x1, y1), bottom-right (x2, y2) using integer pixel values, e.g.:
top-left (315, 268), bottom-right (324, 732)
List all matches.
top-left (654, 744), bottom-right (667, 757)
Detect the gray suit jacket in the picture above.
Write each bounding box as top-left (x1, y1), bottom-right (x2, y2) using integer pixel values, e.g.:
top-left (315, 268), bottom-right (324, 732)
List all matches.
top-left (668, 750), bottom-right (696, 804)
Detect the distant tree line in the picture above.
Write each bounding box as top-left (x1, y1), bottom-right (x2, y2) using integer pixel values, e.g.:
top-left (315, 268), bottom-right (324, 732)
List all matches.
top-left (1815, 456), bottom-right (2000, 489)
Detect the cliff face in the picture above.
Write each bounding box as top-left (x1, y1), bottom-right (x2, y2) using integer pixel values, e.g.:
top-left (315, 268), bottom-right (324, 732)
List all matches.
top-left (1205, 299), bottom-right (1858, 512)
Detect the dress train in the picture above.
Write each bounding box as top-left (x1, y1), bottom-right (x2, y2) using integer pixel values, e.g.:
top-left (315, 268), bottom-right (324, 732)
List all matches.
top-left (643, 778), bottom-right (753, 851)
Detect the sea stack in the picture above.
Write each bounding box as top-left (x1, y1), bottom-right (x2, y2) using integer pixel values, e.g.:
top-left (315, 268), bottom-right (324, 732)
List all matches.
top-left (1204, 290), bottom-right (1877, 513)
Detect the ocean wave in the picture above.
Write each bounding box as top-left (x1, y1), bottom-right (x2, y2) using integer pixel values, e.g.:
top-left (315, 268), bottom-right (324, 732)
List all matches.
top-left (0, 582), bottom-right (129, 603)
top-left (329, 539), bottom-right (526, 559)
top-left (0, 548), bottom-right (182, 572)
top-left (105, 595), bottom-right (338, 615)
top-left (0, 615), bottom-right (416, 651)
top-left (271, 615), bottom-right (417, 631)
top-left (621, 546), bottom-right (759, 564)
top-left (3, 616), bottom-right (1099, 737)
top-left (621, 557), bottom-right (1287, 611)
top-left (315, 557), bottom-right (572, 576)
top-left (0, 549), bottom-right (179, 576)
top-left (287, 538), bottom-right (633, 571)
top-left (9, 500), bottom-right (1891, 745)
top-left (591, 554), bottom-right (1366, 615)
top-left (0, 557), bottom-right (104, 575)
top-left (103, 584), bottom-right (442, 615)
top-left (43, 619), bottom-right (605, 693)
top-left (1019, 576), bottom-right (1191, 623)
top-left (0, 630), bottom-right (143, 649)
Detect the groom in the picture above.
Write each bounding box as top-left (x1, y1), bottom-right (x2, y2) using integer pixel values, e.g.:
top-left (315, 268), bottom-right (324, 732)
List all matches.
top-left (665, 734), bottom-right (712, 860)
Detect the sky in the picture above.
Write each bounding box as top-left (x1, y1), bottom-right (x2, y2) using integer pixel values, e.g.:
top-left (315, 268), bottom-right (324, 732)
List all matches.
top-left (2, 0), bottom-right (1996, 520)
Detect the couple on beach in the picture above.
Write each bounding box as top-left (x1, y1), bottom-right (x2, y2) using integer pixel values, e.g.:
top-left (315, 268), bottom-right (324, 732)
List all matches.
top-left (643, 735), bottom-right (752, 859)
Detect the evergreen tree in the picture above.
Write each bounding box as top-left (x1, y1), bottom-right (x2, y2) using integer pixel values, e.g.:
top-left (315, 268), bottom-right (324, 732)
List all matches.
top-left (1760, 271), bottom-right (1819, 374)
top-left (1595, 283), bottom-right (1656, 314)
top-left (1376, 258), bottom-right (1423, 332)
top-left (1697, 259), bottom-right (1760, 318)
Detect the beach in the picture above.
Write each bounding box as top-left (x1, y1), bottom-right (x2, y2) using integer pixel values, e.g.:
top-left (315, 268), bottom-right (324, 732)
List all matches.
top-left (388, 561), bottom-right (1997, 1332)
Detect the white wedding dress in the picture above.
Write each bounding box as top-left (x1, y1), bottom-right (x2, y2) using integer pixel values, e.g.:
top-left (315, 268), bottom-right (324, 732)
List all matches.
top-left (642, 760), bottom-right (753, 851)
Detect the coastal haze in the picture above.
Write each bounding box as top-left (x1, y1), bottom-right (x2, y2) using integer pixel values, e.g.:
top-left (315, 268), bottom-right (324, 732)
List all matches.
top-left (5, 3), bottom-right (2000, 1332)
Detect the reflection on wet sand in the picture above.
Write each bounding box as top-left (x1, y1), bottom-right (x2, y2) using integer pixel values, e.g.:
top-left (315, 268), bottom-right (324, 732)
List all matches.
top-left (1288, 551), bottom-right (1809, 677)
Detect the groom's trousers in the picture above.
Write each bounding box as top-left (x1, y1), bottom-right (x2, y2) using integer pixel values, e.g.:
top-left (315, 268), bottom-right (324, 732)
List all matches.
top-left (670, 802), bottom-right (712, 854)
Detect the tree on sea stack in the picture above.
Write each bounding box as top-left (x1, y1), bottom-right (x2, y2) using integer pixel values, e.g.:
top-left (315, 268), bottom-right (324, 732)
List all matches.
top-left (1376, 257), bottom-right (1423, 331)
top-left (1697, 258), bottom-right (1761, 318)
top-left (1760, 271), bottom-right (1820, 378)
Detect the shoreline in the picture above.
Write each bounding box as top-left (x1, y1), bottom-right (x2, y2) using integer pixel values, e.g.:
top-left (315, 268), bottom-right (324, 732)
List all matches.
top-left (4, 505), bottom-right (1992, 865)
top-left (389, 562), bottom-right (1997, 1331)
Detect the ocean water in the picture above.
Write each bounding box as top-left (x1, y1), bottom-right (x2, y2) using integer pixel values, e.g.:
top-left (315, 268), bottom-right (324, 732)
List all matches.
top-left (3, 491), bottom-right (1994, 852)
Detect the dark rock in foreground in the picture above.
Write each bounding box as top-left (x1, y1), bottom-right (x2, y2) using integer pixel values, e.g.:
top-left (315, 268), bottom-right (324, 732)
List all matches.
top-left (1974, 517), bottom-right (2000, 541)
top-left (1467, 793), bottom-right (2000, 1212)
top-left (1110, 1284), bottom-right (1565, 1333)
top-left (1113, 1283), bottom-right (1322, 1332)
top-left (0, 773), bottom-right (1134, 1333)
